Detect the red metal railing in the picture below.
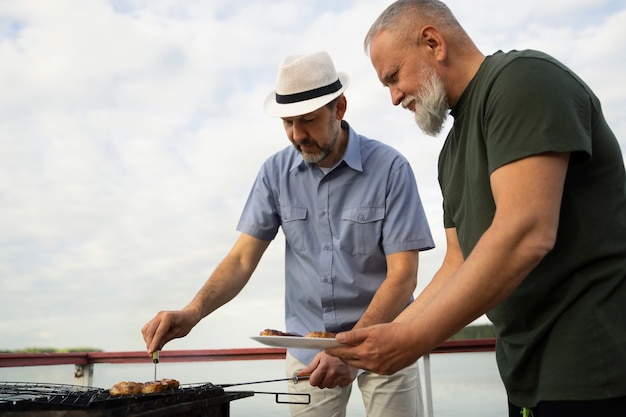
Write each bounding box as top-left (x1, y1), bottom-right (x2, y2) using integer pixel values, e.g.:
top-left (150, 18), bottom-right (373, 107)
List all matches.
top-left (430, 338), bottom-right (496, 354)
top-left (0, 339), bottom-right (495, 368)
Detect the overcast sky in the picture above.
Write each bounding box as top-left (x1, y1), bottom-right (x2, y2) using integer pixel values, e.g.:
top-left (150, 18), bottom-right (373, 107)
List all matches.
top-left (1, 0), bottom-right (625, 352)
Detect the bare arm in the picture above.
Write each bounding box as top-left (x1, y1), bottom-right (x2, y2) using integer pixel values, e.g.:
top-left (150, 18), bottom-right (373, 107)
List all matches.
top-left (393, 228), bottom-right (464, 322)
top-left (142, 233), bottom-right (270, 354)
top-left (354, 249), bottom-right (419, 328)
top-left (328, 152), bottom-right (570, 374)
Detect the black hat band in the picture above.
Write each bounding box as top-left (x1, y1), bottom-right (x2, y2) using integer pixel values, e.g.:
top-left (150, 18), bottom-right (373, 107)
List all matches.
top-left (275, 79), bottom-right (342, 104)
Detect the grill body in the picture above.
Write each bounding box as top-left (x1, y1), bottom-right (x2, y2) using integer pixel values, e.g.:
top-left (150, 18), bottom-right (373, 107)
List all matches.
top-left (0, 382), bottom-right (253, 417)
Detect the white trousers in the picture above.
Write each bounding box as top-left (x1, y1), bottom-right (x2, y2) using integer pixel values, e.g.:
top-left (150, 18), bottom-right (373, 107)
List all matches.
top-left (285, 352), bottom-right (423, 417)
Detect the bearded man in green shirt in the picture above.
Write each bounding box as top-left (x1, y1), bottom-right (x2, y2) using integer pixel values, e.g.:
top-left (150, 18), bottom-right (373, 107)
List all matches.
top-left (327, 1), bottom-right (626, 416)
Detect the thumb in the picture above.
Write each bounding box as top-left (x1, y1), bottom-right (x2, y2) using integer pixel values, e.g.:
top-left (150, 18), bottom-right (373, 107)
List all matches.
top-left (335, 328), bottom-right (367, 345)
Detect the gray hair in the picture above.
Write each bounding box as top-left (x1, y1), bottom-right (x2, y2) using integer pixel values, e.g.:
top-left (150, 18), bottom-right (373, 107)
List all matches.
top-left (364, 0), bottom-right (468, 54)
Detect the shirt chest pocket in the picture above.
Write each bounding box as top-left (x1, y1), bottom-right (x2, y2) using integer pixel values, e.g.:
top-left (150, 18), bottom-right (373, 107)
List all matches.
top-left (280, 206), bottom-right (308, 253)
top-left (340, 207), bottom-right (385, 256)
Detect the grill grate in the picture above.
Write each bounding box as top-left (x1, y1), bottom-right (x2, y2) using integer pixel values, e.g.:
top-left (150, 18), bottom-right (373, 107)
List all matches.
top-left (0, 381), bottom-right (102, 407)
top-left (0, 381), bottom-right (228, 411)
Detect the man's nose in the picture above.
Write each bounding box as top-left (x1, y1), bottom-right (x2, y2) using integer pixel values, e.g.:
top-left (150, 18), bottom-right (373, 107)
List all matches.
top-left (292, 123), bottom-right (307, 141)
top-left (390, 86), bottom-right (405, 106)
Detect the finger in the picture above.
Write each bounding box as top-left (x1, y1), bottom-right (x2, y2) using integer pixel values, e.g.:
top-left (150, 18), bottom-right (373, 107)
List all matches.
top-left (149, 322), bottom-right (170, 354)
top-left (147, 314), bottom-right (173, 354)
top-left (334, 328), bottom-right (366, 345)
top-left (142, 319), bottom-right (158, 352)
top-left (308, 368), bottom-right (328, 387)
top-left (324, 348), bottom-right (364, 372)
top-left (325, 343), bottom-right (361, 360)
top-left (299, 362), bottom-right (317, 376)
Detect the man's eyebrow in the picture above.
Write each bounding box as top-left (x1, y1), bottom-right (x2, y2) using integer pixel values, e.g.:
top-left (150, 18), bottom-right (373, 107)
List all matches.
top-left (380, 68), bottom-right (398, 87)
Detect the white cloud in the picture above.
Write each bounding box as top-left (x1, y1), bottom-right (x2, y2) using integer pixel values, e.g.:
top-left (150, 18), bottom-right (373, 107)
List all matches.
top-left (0, 0), bottom-right (624, 351)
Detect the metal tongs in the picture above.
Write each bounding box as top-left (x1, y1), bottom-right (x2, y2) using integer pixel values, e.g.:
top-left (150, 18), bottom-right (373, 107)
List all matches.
top-left (219, 372), bottom-right (310, 388)
top-left (219, 372), bottom-right (311, 405)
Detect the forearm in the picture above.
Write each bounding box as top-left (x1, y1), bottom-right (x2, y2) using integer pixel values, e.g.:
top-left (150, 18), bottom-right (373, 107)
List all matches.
top-left (354, 279), bottom-right (414, 329)
top-left (394, 228), bottom-right (463, 324)
top-left (398, 224), bottom-right (551, 351)
top-left (354, 250), bottom-right (418, 329)
top-left (184, 234), bottom-right (270, 323)
top-left (142, 234), bottom-right (269, 354)
top-left (183, 257), bottom-right (254, 322)
top-left (394, 258), bottom-right (458, 324)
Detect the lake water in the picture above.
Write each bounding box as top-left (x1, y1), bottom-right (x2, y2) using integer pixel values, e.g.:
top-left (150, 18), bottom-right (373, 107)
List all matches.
top-left (0, 352), bottom-right (507, 416)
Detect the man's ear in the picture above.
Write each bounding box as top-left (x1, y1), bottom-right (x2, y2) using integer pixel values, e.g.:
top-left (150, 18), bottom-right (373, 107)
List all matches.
top-left (335, 95), bottom-right (348, 120)
top-left (418, 25), bottom-right (447, 61)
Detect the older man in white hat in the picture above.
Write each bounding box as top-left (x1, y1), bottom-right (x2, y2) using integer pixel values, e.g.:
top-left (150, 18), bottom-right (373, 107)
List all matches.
top-left (142, 51), bottom-right (434, 417)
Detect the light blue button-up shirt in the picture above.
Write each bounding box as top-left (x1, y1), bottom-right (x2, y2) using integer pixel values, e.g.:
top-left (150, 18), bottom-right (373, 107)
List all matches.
top-left (237, 122), bottom-right (434, 364)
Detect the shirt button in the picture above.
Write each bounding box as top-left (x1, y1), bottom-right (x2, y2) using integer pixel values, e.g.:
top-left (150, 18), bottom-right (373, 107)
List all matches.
top-left (320, 211), bottom-right (326, 217)
top-left (358, 214), bottom-right (366, 221)
top-left (323, 244), bottom-right (330, 250)
top-left (324, 308), bottom-right (331, 313)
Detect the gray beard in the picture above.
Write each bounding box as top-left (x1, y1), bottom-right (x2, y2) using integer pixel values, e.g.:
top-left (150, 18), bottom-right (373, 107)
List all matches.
top-left (301, 147), bottom-right (330, 164)
top-left (297, 122), bottom-right (339, 164)
top-left (404, 68), bottom-right (449, 137)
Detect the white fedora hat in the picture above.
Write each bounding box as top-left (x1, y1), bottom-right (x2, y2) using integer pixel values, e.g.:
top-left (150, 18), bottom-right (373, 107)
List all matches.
top-left (264, 51), bottom-right (350, 118)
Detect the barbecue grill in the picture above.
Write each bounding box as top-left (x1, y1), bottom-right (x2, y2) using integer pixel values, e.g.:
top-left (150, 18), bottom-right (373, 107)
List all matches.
top-left (0, 381), bottom-right (252, 417)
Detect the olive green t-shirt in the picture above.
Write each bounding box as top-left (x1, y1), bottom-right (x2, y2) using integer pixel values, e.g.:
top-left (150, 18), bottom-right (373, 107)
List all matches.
top-left (439, 50), bottom-right (626, 406)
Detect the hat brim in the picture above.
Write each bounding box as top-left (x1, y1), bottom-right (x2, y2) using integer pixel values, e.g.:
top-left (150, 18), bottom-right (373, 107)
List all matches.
top-left (263, 72), bottom-right (350, 118)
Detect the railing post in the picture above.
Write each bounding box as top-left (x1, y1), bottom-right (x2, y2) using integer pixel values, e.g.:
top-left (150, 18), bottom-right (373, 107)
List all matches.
top-left (424, 353), bottom-right (434, 417)
top-left (74, 363), bottom-right (94, 387)
top-left (416, 359), bottom-right (424, 417)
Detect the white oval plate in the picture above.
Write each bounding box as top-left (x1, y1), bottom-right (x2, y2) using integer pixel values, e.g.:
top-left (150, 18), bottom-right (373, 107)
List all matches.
top-left (250, 336), bottom-right (342, 349)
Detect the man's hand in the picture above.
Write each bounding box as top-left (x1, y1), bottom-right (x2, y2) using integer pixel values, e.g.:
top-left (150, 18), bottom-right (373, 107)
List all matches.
top-left (299, 351), bottom-right (358, 388)
top-left (326, 322), bottom-right (422, 375)
top-left (141, 309), bottom-right (199, 355)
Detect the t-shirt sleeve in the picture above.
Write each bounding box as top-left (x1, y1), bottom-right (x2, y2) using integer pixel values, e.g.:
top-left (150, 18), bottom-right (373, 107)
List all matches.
top-left (484, 57), bottom-right (593, 173)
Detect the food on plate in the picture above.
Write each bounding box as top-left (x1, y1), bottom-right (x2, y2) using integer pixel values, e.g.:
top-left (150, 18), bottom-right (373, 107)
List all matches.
top-left (259, 329), bottom-right (302, 337)
top-left (109, 381), bottom-right (144, 396)
top-left (258, 329), bottom-right (336, 338)
top-left (305, 331), bottom-right (336, 338)
top-left (109, 379), bottom-right (180, 396)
